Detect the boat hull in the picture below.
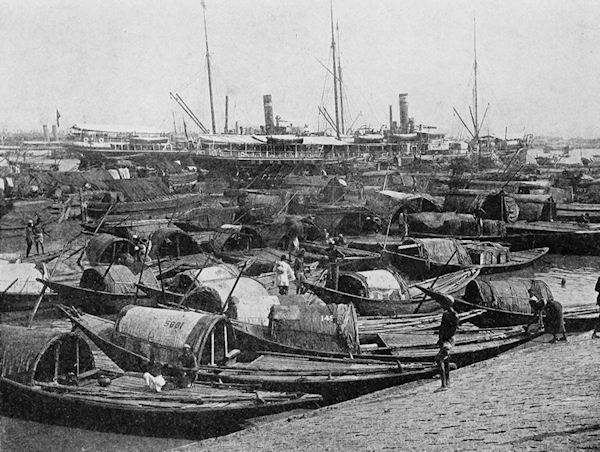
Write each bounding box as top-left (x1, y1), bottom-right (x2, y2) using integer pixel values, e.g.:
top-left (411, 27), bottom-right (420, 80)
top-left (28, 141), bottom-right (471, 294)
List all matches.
top-left (0, 375), bottom-right (318, 438)
top-left (41, 280), bottom-right (155, 315)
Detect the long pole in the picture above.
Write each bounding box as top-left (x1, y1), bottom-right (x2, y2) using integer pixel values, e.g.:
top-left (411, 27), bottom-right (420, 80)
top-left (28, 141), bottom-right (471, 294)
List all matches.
top-left (336, 22), bottom-right (345, 135)
top-left (224, 95), bottom-right (229, 134)
top-left (220, 260), bottom-right (248, 315)
top-left (330, 0), bottom-right (340, 139)
top-left (473, 18), bottom-right (478, 140)
top-left (202, 0), bottom-right (216, 134)
top-left (413, 248), bottom-right (458, 314)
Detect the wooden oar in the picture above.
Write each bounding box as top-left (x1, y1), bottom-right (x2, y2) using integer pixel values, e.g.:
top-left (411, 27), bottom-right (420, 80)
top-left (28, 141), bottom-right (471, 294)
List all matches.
top-left (412, 248), bottom-right (458, 314)
top-left (177, 255), bottom-right (215, 307)
top-left (156, 253), bottom-right (167, 304)
top-left (28, 237), bottom-right (78, 326)
top-left (133, 243), bottom-right (151, 305)
top-left (0, 279), bottom-right (19, 299)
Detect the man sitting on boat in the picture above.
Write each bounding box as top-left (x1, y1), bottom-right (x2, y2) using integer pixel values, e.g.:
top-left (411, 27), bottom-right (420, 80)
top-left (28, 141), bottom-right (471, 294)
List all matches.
top-left (435, 295), bottom-right (459, 392)
top-left (176, 344), bottom-right (198, 388)
top-left (143, 360), bottom-right (166, 393)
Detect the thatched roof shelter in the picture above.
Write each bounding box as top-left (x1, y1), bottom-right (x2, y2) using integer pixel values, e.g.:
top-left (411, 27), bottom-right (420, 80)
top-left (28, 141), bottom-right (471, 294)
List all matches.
top-left (401, 238), bottom-right (472, 266)
top-left (80, 265), bottom-right (159, 294)
top-left (0, 325), bottom-right (94, 385)
top-left (208, 225), bottom-right (266, 253)
top-left (86, 234), bottom-right (136, 266)
top-left (464, 278), bottom-right (554, 313)
top-left (443, 190), bottom-right (556, 223)
top-left (337, 269), bottom-right (411, 301)
top-left (113, 305), bottom-right (229, 365)
top-left (268, 297), bottom-right (360, 354)
top-left (149, 227), bottom-right (200, 259)
top-left (182, 272), bottom-right (269, 313)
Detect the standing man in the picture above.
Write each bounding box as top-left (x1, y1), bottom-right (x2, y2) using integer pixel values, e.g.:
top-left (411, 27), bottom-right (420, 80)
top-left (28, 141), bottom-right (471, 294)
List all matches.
top-left (293, 249), bottom-right (307, 294)
top-left (32, 216), bottom-right (45, 255)
top-left (435, 295), bottom-right (459, 392)
top-left (474, 206), bottom-right (486, 236)
top-left (593, 276), bottom-right (600, 339)
top-left (326, 240), bottom-right (344, 291)
top-left (25, 220), bottom-right (34, 257)
top-left (273, 255), bottom-right (295, 295)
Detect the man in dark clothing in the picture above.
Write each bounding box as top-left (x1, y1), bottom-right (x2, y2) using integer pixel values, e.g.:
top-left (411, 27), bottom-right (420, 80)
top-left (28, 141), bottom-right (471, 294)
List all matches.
top-left (32, 216), bottom-right (44, 255)
top-left (176, 344), bottom-right (198, 388)
top-left (435, 295), bottom-right (459, 391)
top-left (25, 220), bottom-right (34, 257)
top-left (526, 291), bottom-right (567, 343)
top-left (326, 240), bottom-right (344, 291)
top-left (593, 277), bottom-right (600, 339)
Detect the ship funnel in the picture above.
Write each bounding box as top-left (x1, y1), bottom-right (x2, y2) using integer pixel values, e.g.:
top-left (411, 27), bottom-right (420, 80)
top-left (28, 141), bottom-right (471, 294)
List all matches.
top-left (263, 94), bottom-right (274, 134)
top-left (51, 125), bottom-right (58, 141)
top-left (42, 124), bottom-right (49, 142)
top-left (399, 93), bottom-right (409, 133)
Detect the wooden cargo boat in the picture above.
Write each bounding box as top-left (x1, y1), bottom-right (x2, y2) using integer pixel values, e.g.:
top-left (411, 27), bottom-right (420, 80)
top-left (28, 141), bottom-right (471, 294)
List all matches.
top-left (87, 192), bottom-right (205, 221)
top-left (198, 352), bottom-right (441, 403)
top-left (0, 324), bottom-right (320, 438)
top-left (504, 221), bottom-right (600, 255)
top-left (304, 267), bottom-right (480, 316)
top-left (380, 237), bottom-right (548, 279)
top-left (371, 324), bottom-right (541, 365)
top-left (38, 264), bottom-right (158, 314)
top-left (420, 280), bottom-right (596, 332)
top-left (60, 308), bottom-right (440, 403)
top-left (228, 309), bottom-right (484, 359)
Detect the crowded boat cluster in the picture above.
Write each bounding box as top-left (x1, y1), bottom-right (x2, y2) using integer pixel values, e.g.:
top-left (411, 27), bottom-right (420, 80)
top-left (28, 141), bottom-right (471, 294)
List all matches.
top-left (1, 2), bottom-right (600, 440)
top-left (1, 121), bottom-right (599, 439)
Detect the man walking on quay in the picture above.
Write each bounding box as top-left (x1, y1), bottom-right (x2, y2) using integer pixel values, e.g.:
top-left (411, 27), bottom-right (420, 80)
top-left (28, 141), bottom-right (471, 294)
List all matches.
top-left (273, 255), bottom-right (295, 295)
top-left (435, 295), bottom-right (459, 392)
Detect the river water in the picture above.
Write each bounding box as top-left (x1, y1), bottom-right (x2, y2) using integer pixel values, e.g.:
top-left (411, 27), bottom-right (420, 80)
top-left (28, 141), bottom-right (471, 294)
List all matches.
top-left (0, 254), bottom-right (598, 451)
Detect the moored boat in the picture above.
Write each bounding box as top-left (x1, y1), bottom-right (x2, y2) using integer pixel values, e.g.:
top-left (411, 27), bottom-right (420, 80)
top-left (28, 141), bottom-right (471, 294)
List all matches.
top-left (304, 267), bottom-right (480, 316)
top-left (60, 307), bottom-right (442, 403)
top-left (39, 264), bottom-right (158, 314)
top-left (380, 237), bottom-right (548, 279)
top-left (420, 279), bottom-right (596, 332)
top-left (0, 324), bottom-right (319, 438)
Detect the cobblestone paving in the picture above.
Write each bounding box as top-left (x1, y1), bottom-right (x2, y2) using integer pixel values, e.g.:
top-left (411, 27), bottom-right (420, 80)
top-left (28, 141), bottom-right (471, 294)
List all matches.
top-left (174, 333), bottom-right (600, 451)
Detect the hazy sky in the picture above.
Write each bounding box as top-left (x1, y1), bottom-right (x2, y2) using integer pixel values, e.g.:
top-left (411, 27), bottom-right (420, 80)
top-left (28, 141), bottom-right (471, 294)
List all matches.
top-left (1, 0), bottom-right (599, 138)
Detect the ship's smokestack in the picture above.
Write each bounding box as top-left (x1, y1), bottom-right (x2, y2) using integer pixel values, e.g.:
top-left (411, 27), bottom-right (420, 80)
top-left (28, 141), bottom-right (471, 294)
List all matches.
top-left (51, 125), bottom-right (58, 141)
top-left (399, 93), bottom-right (409, 133)
top-left (263, 94), bottom-right (274, 134)
top-left (389, 105), bottom-right (393, 132)
top-left (42, 124), bottom-right (49, 142)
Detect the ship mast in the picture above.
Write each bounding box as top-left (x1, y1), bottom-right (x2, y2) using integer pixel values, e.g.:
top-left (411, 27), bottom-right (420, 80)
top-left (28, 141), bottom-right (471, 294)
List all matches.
top-left (330, 0), bottom-right (341, 139)
top-left (473, 18), bottom-right (479, 142)
top-left (202, 0), bottom-right (216, 134)
top-left (337, 22), bottom-right (345, 135)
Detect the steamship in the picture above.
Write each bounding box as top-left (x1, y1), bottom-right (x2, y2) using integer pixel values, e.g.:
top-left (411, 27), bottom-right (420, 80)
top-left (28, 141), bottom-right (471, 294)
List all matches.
top-left (65, 123), bottom-right (191, 157)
